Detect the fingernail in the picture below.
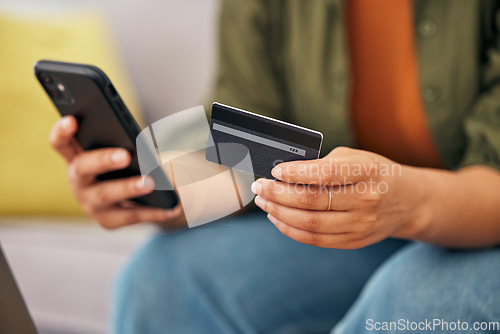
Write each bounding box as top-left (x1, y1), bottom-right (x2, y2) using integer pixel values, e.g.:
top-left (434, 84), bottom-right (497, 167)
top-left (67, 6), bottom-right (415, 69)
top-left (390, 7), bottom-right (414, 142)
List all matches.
top-left (163, 210), bottom-right (174, 219)
top-left (111, 149), bottom-right (127, 164)
top-left (137, 177), bottom-right (155, 190)
top-left (144, 176), bottom-right (155, 190)
top-left (61, 117), bottom-right (71, 130)
top-left (271, 166), bottom-right (282, 178)
top-left (251, 181), bottom-right (262, 195)
top-left (164, 207), bottom-right (180, 219)
top-left (254, 195), bottom-right (266, 208)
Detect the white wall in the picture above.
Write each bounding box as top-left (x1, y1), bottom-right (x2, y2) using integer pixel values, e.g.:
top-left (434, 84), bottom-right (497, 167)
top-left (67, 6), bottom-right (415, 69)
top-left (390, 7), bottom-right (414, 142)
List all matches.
top-left (90, 0), bottom-right (220, 123)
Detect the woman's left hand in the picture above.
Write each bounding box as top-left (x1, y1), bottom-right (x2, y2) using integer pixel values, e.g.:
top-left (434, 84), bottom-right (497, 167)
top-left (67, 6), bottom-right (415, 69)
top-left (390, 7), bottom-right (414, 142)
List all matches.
top-left (251, 147), bottom-right (426, 249)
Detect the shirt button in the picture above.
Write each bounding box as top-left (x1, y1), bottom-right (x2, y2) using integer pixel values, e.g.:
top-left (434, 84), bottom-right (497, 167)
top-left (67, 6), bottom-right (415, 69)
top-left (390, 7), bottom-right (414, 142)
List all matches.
top-left (418, 19), bottom-right (438, 38)
top-left (422, 86), bottom-right (441, 103)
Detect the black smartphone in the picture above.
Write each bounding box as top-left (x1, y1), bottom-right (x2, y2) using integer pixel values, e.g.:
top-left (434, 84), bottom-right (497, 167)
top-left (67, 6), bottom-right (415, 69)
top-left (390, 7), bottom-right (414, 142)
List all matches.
top-left (34, 60), bottom-right (178, 209)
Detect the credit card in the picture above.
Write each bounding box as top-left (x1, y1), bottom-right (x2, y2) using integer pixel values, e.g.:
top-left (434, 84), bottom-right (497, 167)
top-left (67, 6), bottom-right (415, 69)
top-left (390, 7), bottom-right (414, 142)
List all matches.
top-left (206, 102), bottom-right (323, 179)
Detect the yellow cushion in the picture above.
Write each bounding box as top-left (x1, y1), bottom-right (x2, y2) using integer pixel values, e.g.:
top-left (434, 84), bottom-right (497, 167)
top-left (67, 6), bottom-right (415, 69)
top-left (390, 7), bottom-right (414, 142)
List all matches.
top-left (0, 11), bottom-right (142, 215)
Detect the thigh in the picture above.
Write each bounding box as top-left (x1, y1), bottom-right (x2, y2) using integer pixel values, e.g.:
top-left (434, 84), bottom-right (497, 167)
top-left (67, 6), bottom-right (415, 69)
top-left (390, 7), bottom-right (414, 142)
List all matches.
top-left (112, 212), bottom-right (407, 334)
top-left (333, 243), bottom-right (500, 334)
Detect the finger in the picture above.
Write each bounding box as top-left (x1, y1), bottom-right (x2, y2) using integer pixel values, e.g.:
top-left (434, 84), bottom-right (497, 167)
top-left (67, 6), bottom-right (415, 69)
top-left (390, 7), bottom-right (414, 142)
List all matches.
top-left (271, 153), bottom-right (376, 186)
top-left (255, 195), bottom-right (356, 234)
top-left (252, 178), bottom-right (358, 211)
top-left (155, 205), bottom-right (188, 230)
top-left (84, 176), bottom-right (155, 208)
top-left (49, 116), bottom-right (81, 162)
top-left (93, 205), bottom-right (183, 230)
top-left (267, 214), bottom-right (360, 249)
top-left (69, 148), bottom-right (130, 184)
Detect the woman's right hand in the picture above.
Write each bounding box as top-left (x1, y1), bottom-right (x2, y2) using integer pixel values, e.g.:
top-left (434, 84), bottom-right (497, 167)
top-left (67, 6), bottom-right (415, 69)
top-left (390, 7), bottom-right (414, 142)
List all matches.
top-left (49, 115), bottom-right (184, 229)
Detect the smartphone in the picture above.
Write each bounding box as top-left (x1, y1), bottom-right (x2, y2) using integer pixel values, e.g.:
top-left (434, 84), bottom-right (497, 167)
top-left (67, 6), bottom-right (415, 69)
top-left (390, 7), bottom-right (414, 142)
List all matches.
top-left (34, 60), bottom-right (178, 209)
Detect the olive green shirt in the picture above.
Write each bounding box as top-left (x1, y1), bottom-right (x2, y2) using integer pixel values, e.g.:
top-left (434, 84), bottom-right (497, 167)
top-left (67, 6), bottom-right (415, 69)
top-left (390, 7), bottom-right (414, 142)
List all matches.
top-left (210, 0), bottom-right (500, 170)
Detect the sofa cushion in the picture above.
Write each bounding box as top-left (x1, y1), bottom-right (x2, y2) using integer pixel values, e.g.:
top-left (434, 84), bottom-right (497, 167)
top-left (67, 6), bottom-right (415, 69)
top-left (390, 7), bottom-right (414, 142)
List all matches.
top-left (0, 9), bottom-right (141, 215)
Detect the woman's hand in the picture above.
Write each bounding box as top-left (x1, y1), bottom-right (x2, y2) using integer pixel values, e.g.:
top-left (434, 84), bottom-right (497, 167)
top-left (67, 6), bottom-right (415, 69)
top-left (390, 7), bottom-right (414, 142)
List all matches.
top-left (49, 116), bottom-right (185, 229)
top-left (251, 147), bottom-right (426, 249)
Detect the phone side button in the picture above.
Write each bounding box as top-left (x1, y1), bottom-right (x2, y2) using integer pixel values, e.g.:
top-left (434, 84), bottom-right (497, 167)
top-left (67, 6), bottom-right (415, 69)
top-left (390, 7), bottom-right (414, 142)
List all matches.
top-left (116, 100), bottom-right (125, 110)
top-left (116, 100), bottom-right (133, 123)
top-left (123, 112), bottom-right (133, 124)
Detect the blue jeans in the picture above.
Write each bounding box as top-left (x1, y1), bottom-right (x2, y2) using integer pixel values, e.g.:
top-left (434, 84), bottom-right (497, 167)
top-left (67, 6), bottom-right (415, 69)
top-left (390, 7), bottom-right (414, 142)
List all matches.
top-left (333, 242), bottom-right (500, 334)
top-left (112, 213), bottom-right (500, 334)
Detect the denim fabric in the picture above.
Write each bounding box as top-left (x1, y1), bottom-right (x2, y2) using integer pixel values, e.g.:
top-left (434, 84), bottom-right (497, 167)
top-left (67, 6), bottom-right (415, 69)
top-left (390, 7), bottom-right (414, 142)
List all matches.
top-left (332, 243), bottom-right (500, 334)
top-left (112, 212), bottom-right (406, 334)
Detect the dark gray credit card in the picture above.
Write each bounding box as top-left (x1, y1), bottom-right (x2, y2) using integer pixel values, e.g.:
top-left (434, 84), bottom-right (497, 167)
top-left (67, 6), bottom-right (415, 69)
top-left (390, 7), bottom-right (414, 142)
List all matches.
top-left (206, 102), bottom-right (323, 179)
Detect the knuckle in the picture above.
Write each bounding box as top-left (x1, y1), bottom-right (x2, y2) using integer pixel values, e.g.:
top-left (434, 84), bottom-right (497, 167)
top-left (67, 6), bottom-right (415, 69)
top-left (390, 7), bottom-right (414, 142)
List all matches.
top-left (126, 210), bottom-right (142, 224)
top-left (298, 188), bottom-right (318, 207)
top-left (363, 190), bottom-right (381, 205)
top-left (332, 146), bottom-right (351, 156)
top-left (148, 211), bottom-right (161, 222)
top-left (278, 182), bottom-right (291, 197)
top-left (301, 214), bottom-right (320, 232)
top-left (100, 150), bottom-right (113, 167)
top-left (266, 181), bottom-right (279, 197)
top-left (301, 232), bottom-right (320, 246)
top-left (126, 178), bottom-right (140, 197)
top-left (266, 200), bottom-right (278, 216)
top-left (93, 186), bottom-right (110, 205)
top-left (363, 213), bottom-right (378, 226)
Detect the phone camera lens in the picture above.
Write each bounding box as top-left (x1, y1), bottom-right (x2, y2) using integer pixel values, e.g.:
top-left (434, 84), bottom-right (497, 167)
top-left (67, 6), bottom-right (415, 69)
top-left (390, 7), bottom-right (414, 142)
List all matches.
top-left (49, 89), bottom-right (61, 99)
top-left (41, 74), bottom-right (51, 84)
